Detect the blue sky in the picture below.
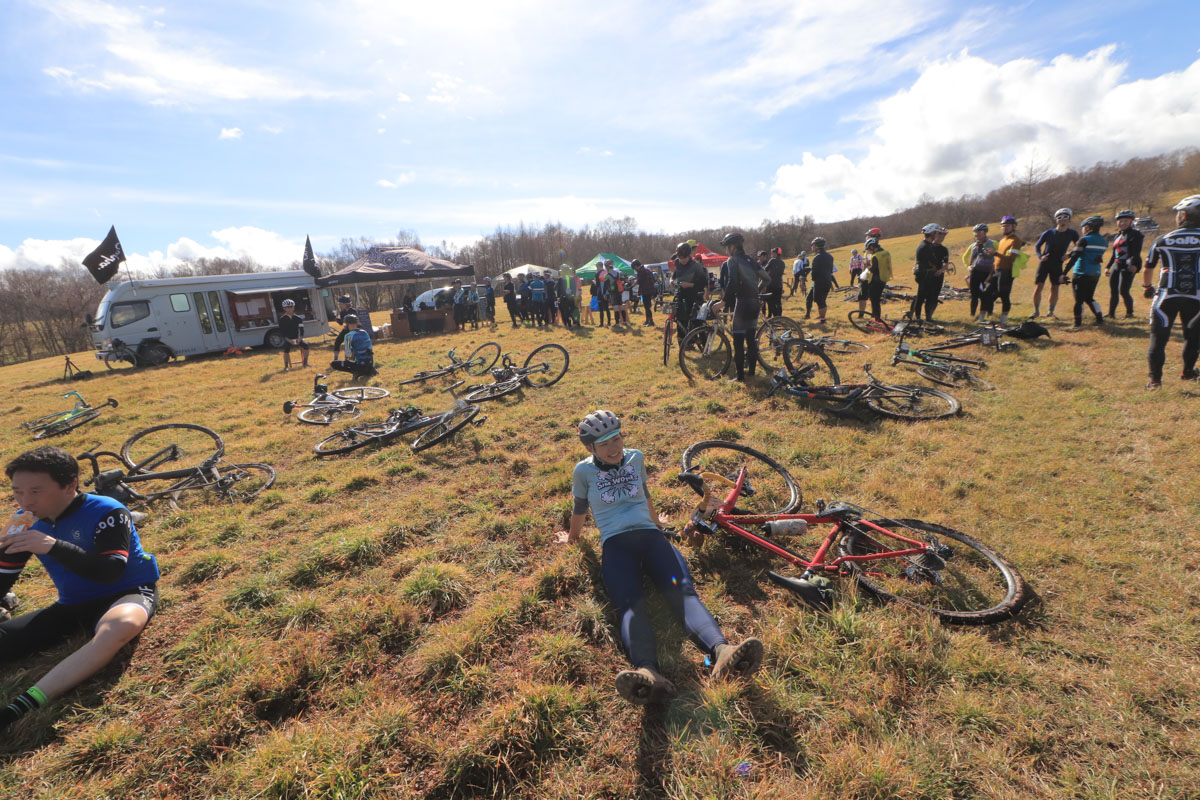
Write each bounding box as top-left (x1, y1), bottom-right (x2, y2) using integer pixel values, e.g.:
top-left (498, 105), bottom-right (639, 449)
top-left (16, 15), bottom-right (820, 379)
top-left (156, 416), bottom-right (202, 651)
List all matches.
top-left (1, 0), bottom-right (1198, 271)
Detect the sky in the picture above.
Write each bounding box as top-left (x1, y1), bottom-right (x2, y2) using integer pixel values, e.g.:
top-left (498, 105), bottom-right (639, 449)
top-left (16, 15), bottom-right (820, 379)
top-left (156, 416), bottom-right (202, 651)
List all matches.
top-left (1, 0), bottom-right (1198, 272)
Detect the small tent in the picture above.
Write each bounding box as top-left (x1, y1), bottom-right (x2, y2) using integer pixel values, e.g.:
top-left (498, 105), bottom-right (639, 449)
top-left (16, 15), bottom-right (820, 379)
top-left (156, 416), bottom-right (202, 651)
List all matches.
top-left (576, 253), bottom-right (633, 280)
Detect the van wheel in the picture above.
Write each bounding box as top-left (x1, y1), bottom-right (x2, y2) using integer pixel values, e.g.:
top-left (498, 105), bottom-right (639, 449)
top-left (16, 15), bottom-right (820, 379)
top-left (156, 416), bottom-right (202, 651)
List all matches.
top-left (138, 342), bottom-right (172, 366)
top-left (264, 329), bottom-right (287, 349)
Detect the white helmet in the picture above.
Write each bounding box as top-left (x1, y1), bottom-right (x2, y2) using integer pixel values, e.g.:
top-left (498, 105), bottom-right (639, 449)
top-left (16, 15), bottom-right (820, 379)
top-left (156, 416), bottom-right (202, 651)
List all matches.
top-left (281, 299), bottom-right (296, 307)
top-left (578, 409), bottom-right (621, 445)
top-left (921, 223), bottom-right (941, 235)
top-left (1173, 194), bottom-right (1200, 223)
top-left (1054, 208), bottom-right (1073, 220)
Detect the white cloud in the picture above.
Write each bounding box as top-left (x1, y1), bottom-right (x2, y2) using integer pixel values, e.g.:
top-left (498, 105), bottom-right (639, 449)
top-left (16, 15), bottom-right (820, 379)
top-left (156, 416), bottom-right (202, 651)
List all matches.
top-left (218, 127), bottom-right (243, 140)
top-left (578, 146), bottom-right (613, 158)
top-left (260, 124), bottom-right (283, 134)
top-left (770, 48), bottom-right (1200, 221)
top-left (376, 172), bottom-right (416, 188)
top-left (395, 92), bottom-right (411, 102)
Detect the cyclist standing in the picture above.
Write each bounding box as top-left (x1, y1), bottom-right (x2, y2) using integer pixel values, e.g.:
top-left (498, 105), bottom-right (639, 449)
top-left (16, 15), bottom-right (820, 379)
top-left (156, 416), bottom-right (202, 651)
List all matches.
top-left (1, 447), bottom-right (159, 733)
top-left (671, 242), bottom-right (707, 336)
top-left (911, 224), bottom-right (944, 321)
top-left (278, 299), bottom-right (309, 370)
top-left (764, 248), bottom-right (786, 318)
top-left (963, 224), bottom-right (998, 322)
top-left (1106, 209), bottom-right (1144, 319)
top-left (501, 274), bottom-right (520, 328)
top-left (805, 237), bottom-right (834, 325)
top-left (555, 411), bottom-right (763, 705)
top-left (993, 216), bottom-right (1024, 326)
top-left (857, 238), bottom-right (891, 321)
top-left (721, 232), bottom-right (770, 381)
top-left (1143, 195), bottom-right (1200, 389)
top-left (1032, 208), bottom-right (1079, 319)
top-left (634, 260), bottom-right (656, 326)
top-left (1065, 216), bottom-right (1108, 329)
top-left (848, 249), bottom-right (865, 285)
top-left (789, 251), bottom-right (809, 298)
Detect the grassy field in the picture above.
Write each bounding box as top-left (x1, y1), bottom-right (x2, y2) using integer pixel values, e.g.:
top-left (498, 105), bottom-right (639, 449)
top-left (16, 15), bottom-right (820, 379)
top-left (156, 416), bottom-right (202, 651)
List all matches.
top-left (1, 233), bottom-right (1198, 799)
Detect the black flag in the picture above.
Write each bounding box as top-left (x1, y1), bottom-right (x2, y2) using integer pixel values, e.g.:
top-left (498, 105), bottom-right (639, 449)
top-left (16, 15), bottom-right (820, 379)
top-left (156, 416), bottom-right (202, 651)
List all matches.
top-left (82, 226), bottom-right (125, 284)
top-left (302, 235), bottom-right (321, 278)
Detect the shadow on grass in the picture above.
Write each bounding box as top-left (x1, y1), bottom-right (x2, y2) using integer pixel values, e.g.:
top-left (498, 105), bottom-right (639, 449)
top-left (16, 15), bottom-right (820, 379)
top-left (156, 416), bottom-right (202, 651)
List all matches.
top-left (636, 703), bottom-right (673, 799)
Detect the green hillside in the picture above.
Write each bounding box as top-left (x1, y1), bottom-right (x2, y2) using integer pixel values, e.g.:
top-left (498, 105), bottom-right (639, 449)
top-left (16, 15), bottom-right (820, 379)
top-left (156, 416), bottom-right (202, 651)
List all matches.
top-left (1, 265), bottom-right (1197, 798)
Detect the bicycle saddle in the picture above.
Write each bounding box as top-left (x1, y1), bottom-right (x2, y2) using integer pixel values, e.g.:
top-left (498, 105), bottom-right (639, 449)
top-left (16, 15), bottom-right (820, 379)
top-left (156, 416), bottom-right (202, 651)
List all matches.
top-left (815, 501), bottom-right (861, 519)
top-left (766, 571), bottom-right (832, 612)
top-left (676, 472), bottom-right (706, 496)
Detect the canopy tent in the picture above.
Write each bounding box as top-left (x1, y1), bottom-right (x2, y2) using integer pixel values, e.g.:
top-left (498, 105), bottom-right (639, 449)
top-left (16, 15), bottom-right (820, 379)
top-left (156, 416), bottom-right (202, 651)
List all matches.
top-left (576, 253), bottom-right (633, 280)
top-left (503, 263), bottom-right (559, 281)
top-left (691, 243), bottom-right (726, 269)
top-left (317, 246), bottom-right (474, 287)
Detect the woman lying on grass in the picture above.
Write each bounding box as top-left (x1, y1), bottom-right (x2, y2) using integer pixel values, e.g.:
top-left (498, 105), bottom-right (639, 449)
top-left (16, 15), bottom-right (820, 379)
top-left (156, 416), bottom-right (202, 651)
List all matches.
top-left (555, 410), bottom-right (763, 705)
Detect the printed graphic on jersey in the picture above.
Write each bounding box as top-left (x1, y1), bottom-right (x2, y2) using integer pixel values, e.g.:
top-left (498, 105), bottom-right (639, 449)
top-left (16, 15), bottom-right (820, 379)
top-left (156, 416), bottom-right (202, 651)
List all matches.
top-left (595, 463), bottom-right (642, 505)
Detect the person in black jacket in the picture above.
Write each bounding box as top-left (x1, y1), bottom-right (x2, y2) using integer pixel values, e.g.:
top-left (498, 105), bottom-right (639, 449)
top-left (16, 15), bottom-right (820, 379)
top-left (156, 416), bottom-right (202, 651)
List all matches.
top-left (804, 238), bottom-right (835, 325)
top-left (278, 299), bottom-right (309, 370)
top-left (763, 248), bottom-right (786, 318)
top-left (331, 294), bottom-right (358, 353)
top-left (721, 232), bottom-right (769, 382)
top-left (1106, 209), bottom-right (1144, 319)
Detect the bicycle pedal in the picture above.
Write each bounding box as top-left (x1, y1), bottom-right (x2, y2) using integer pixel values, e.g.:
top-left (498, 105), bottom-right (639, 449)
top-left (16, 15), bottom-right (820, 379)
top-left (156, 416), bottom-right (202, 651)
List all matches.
top-left (472, 416), bottom-right (488, 425)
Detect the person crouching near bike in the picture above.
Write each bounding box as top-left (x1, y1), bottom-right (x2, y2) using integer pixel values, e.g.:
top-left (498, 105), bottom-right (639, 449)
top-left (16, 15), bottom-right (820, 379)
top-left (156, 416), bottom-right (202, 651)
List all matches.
top-left (329, 315), bottom-right (377, 378)
top-left (278, 299), bottom-right (309, 370)
top-left (722, 232), bottom-right (771, 381)
top-left (857, 238), bottom-right (891, 321)
top-left (0, 446), bottom-right (159, 733)
top-left (555, 411), bottom-right (764, 705)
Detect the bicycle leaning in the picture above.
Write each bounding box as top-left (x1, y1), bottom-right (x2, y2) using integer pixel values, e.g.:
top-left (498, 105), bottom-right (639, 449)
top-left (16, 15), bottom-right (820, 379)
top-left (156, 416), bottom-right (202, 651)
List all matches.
top-left (676, 440), bottom-right (1030, 624)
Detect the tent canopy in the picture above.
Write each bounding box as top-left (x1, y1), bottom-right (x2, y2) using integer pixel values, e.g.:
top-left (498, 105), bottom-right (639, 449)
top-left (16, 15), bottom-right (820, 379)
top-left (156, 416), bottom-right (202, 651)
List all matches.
top-left (503, 264), bottom-right (559, 281)
top-left (317, 246), bottom-right (474, 287)
top-left (576, 253), bottom-right (633, 280)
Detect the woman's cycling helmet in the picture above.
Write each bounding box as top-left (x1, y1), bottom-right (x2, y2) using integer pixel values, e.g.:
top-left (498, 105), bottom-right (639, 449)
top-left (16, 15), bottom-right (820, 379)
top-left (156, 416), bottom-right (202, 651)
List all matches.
top-left (1082, 215), bottom-right (1103, 229)
top-left (578, 409), bottom-right (621, 445)
top-left (973, 223), bottom-right (989, 233)
top-left (811, 237), bottom-right (826, 249)
top-left (1000, 215), bottom-right (1017, 226)
top-left (866, 227), bottom-right (882, 237)
top-left (281, 299), bottom-right (296, 307)
top-left (864, 238), bottom-right (880, 251)
top-left (921, 223), bottom-right (941, 235)
top-left (1054, 208), bottom-right (1073, 220)
top-left (720, 232), bottom-right (744, 247)
top-left (1116, 209), bottom-right (1135, 220)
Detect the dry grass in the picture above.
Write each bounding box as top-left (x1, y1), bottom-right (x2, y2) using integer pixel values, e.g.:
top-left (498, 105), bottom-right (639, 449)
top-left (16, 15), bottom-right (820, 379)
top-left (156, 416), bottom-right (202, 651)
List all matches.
top-left (1, 237), bottom-right (1198, 798)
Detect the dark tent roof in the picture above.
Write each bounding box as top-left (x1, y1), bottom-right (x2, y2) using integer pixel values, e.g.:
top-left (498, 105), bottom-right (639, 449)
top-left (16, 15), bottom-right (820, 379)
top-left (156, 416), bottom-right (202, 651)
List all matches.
top-left (316, 246), bottom-right (474, 287)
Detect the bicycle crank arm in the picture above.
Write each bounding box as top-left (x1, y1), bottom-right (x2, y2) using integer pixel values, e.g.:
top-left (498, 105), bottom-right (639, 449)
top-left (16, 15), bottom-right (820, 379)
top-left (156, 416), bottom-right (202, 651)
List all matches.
top-left (471, 416), bottom-right (488, 426)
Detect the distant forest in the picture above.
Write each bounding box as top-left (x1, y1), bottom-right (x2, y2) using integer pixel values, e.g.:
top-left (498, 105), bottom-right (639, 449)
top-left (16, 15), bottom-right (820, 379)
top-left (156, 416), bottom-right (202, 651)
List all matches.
top-left (3, 147), bottom-right (1198, 365)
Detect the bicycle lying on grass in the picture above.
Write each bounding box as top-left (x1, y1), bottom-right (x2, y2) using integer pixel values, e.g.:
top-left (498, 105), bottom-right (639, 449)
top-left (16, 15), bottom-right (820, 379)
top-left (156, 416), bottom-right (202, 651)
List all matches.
top-left (755, 316), bottom-right (868, 373)
top-left (459, 344), bottom-right (570, 402)
top-left (891, 334), bottom-right (994, 391)
top-left (770, 340), bottom-right (961, 420)
top-left (282, 373), bottom-right (390, 424)
top-left (23, 392), bottom-right (118, 439)
top-left (677, 440), bottom-right (1030, 624)
top-left (77, 423), bottom-right (275, 506)
top-left (847, 311), bottom-right (945, 337)
top-left (397, 342), bottom-right (501, 386)
top-left (313, 385), bottom-right (486, 456)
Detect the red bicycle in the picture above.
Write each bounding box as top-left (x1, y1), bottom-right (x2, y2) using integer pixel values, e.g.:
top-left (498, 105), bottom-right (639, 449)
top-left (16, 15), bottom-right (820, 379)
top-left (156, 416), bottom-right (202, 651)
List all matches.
top-left (677, 441), bottom-right (1029, 624)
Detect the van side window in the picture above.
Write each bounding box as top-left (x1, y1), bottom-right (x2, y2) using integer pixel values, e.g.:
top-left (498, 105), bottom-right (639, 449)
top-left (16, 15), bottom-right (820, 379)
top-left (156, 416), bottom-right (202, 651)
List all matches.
top-left (207, 291), bottom-right (227, 332)
top-left (170, 294), bottom-right (190, 312)
top-left (110, 301), bottom-right (151, 328)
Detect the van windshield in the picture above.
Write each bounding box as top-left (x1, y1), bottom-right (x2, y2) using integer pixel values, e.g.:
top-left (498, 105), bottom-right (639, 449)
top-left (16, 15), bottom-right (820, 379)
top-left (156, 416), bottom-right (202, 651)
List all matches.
top-left (93, 299), bottom-right (109, 328)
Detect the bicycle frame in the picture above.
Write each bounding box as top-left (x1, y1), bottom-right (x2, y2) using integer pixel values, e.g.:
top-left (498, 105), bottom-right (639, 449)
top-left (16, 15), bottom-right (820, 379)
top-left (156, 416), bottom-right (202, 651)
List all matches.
top-left (768, 363), bottom-right (916, 415)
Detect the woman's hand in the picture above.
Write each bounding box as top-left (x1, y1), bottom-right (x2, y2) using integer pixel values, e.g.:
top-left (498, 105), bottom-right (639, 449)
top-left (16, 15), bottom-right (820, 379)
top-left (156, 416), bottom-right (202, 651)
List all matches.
top-left (554, 530), bottom-right (576, 545)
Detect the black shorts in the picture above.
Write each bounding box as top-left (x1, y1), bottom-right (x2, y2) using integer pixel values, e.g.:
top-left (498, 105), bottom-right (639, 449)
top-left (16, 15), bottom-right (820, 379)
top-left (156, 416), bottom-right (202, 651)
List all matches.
top-left (283, 339), bottom-right (310, 353)
top-left (0, 584), bottom-right (158, 662)
top-left (1035, 259), bottom-right (1063, 285)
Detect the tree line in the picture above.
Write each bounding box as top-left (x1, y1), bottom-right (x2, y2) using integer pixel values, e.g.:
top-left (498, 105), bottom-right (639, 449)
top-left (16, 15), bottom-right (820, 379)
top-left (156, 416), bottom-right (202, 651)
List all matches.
top-left (2, 148), bottom-right (1197, 366)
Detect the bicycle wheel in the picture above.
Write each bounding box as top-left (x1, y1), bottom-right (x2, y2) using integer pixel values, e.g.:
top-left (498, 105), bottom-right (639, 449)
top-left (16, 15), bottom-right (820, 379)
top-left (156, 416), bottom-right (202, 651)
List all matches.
top-left (410, 405), bottom-right (480, 452)
top-left (662, 324), bottom-right (673, 367)
top-left (755, 317), bottom-right (804, 372)
top-left (818, 338), bottom-right (869, 355)
top-left (34, 408), bottom-right (102, 439)
top-left (522, 343), bottom-right (569, 387)
top-left (847, 311), bottom-right (885, 334)
top-left (104, 349), bottom-right (139, 371)
top-left (214, 463), bottom-right (276, 502)
top-left (863, 385), bottom-right (961, 420)
top-left (120, 423), bottom-right (224, 471)
top-left (465, 342), bottom-right (501, 376)
top-left (781, 339), bottom-right (841, 385)
top-left (916, 365), bottom-right (996, 392)
top-left (678, 327), bottom-right (731, 380)
top-left (463, 379), bottom-right (522, 403)
top-left (398, 369), bottom-right (451, 386)
top-left (332, 386), bottom-right (390, 401)
top-left (298, 404), bottom-right (362, 425)
top-left (837, 518), bottom-right (1029, 624)
top-left (24, 410), bottom-right (72, 432)
top-left (680, 441), bottom-right (801, 515)
top-left (313, 422), bottom-right (399, 456)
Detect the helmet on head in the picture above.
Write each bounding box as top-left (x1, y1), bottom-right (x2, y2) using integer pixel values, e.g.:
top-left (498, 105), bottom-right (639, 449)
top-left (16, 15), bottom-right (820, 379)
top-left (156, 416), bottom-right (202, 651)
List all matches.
top-left (1174, 194), bottom-right (1200, 224)
top-left (281, 299), bottom-right (295, 307)
top-left (866, 227), bottom-right (882, 237)
top-left (675, 242), bottom-right (692, 257)
top-left (756, 249), bottom-right (769, 258)
top-left (342, 314), bottom-right (359, 324)
top-left (1116, 209), bottom-right (1135, 220)
top-left (720, 232), bottom-right (744, 247)
top-left (338, 294), bottom-right (352, 304)
top-left (1082, 215), bottom-right (1103, 229)
top-left (865, 238), bottom-right (880, 251)
top-left (604, 259), bottom-right (613, 266)
top-left (630, 259), bottom-right (643, 268)
top-left (973, 223), bottom-right (989, 233)
top-left (1054, 208), bottom-right (1072, 220)
top-left (578, 409), bottom-right (621, 445)
top-left (1001, 215), bottom-right (1017, 226)
top-left (799, 250), bottom-right (807, 257)
top-left (921, 223), bottom-right (941, 236)
top-left (811, 237), bottom-right (826, 249)
top-left (851, 248), bottom-right (859, 254)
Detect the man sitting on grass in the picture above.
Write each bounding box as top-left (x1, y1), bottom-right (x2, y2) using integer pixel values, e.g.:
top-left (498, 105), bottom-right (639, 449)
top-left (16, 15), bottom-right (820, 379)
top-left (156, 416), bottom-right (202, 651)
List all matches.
top-left (555, 410), bottom-right (763, 705)
top-left (0, 446), bottom-right (160, 732)
top-left (329, 314), bottom-right (376, 379)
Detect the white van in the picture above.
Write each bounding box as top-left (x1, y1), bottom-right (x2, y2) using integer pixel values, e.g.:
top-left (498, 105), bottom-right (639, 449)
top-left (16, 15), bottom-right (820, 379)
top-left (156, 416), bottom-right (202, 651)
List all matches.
top-left (89, 270), bottom-right (332, 367)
